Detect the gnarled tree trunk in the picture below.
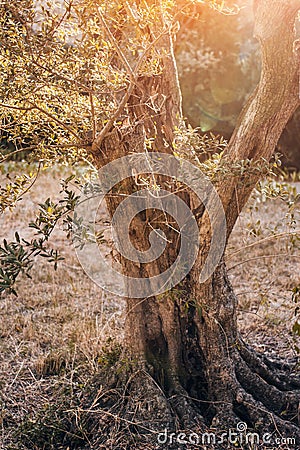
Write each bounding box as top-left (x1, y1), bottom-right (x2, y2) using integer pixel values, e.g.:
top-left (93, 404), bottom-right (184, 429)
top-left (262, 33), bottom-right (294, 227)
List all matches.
top-left (89, 0), bottom-right (300, 446)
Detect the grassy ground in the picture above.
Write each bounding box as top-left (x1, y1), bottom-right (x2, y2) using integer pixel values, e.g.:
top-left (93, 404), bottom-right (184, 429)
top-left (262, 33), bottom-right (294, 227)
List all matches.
top-left (0, 164), bottom-right (299, 449)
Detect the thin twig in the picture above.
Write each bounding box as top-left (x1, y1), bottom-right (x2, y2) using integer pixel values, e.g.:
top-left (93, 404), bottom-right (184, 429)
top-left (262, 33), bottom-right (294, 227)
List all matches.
top-left (0, 102), bottom-right (80, 140)
top-left (0, 147), bottom-right (31, 163)
top-left (226, 230), bottom-right (300, 260)
top-left (89, 92), bottom-right (97, 141)
top-left (9, 361), bottom-right (25, 387)
top-left (228, 252), bottom-right (300, 271)
top-left (15, 162), bottom-right (42, 203)
top-left (96, 8), bottom-right (135, 81)
top-left (27, 101), bottom-right (80, 140)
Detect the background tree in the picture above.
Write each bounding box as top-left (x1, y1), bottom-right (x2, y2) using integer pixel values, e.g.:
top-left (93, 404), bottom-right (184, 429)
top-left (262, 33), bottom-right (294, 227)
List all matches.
top-left (1, 0), bottom-right (300, 447)
top-left (176, 0), bottom-right (260, 134)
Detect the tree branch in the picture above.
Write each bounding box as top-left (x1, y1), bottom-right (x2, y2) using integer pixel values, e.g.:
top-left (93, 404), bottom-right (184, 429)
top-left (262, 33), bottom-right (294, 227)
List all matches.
top-left (0, 102), bottom-right (80, 140)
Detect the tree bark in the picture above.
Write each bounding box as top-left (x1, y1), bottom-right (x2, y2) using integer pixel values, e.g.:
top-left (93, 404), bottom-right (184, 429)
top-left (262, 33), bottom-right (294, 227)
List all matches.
top-left (89, 0), bottom-right (300, 444)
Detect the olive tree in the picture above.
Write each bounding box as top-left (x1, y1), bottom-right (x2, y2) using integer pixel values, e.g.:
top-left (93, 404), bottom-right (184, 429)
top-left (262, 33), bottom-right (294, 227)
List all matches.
top-left (1, 0), bottom-right (300, 446)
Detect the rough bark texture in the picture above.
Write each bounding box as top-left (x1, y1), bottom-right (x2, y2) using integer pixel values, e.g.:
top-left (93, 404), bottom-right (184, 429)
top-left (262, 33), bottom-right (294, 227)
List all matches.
top-left (88, 1), bottom-right (300, 446)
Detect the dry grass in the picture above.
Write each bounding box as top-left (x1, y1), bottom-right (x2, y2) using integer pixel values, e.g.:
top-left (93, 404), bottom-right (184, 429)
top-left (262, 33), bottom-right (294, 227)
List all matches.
top-left (0, 165), bottom-right (125, 449)
top-left (227, 185), bottom-right (300, 359)
top-left (0, 164), bottom-right (299, 449)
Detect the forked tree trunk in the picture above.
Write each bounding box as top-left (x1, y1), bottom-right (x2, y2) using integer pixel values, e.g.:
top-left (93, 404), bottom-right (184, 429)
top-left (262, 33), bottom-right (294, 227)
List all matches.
top-left (90, 0), bottom-right (300, 443)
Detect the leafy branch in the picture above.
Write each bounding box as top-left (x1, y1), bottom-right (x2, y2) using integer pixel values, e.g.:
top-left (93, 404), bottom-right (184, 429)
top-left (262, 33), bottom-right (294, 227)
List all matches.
top-left (0, 176), bottom-right (79, 295)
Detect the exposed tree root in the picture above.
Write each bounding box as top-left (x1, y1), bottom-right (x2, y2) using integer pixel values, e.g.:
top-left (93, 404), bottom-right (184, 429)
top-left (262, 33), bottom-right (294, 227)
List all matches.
top-left (235, 389), bottom-right (300, 438)
top-left (238, 338), bottom-right (300, 390)
top-left (234, 350), bottom-right (300, 423)
top-left (168, 391), bottom-right (202, 428)
top-left (71, 343), bottom-right (300, 450)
